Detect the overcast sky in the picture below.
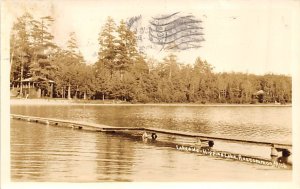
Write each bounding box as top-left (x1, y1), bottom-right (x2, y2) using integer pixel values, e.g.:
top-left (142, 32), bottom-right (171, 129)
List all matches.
top-left (3, 0), bottom-right (300, 75)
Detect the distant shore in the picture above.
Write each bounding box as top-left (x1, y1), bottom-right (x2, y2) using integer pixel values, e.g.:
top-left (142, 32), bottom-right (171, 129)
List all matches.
top-left (10, 98), bottom-right (292, 107)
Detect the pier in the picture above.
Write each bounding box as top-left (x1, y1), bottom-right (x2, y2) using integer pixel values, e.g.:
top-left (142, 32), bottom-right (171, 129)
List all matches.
top-left (11, 114), bottom-right (292, 162)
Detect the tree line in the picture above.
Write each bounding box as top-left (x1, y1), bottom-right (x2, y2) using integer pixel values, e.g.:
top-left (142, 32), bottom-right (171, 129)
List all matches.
top-left (10, 13), bottom-right (292, 104)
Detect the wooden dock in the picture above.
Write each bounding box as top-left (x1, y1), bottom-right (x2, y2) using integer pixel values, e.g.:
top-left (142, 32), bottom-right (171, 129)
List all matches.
top-left (11, 114), bottom-right (292, 158)
top-left (145, 127), bottom-right (291, 149)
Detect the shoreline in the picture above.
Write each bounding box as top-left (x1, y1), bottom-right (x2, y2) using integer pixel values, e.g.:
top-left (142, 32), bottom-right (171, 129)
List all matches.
top-left (10, 98), bottom-right (292, 107)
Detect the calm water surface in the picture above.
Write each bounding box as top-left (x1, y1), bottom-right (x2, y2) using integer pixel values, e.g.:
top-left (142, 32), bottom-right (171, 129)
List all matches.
top-left (10, 105), bottom-right (292, 181)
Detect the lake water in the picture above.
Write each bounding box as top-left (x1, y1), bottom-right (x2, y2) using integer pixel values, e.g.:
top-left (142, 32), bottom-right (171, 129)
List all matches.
top-left (10, 105), bottom-right (292, 181)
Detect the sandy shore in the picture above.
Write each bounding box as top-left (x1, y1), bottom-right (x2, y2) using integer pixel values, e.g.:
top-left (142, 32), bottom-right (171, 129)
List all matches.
top-left (10, 98), bottom-right (292, 107)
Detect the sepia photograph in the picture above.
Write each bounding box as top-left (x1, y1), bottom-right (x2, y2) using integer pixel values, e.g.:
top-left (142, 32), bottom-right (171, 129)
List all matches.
top-left (1, 0), bottom-right (300, 188)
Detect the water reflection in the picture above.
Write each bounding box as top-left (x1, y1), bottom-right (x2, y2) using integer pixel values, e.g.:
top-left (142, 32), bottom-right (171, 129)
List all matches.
top-left (95, 135), bottom-right (135, 181)
top-left (11, 118), bottom-right (292, 182)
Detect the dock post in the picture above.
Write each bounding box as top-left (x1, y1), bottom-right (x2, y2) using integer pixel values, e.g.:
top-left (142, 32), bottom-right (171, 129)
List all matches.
top-left (271, 145), bottom-right (278, 157)
top-left (142, 132), bottom-right (148, 141)
top-left (208, 141), bottom-right (214, 147)
top-left (276, 149), bottom-right (292, 165)
top-left (282, 149), bottom-right (291, 157)
top-left (151, 133), bottom-right (157, 140)
top-left (196, 138), bottom-right (202, 147)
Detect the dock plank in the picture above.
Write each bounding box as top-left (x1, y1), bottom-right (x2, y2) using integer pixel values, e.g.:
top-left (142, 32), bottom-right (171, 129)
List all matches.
top-left (11, 114), bottom-right (292, 149)
top-left (146, 127), bottom-right (291, 148)
top-left (11, 114), bottom-right (134, 130)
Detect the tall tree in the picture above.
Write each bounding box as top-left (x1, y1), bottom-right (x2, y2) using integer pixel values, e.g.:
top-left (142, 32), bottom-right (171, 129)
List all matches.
top-left (10, 12), bottom-right (33, 96)
top-left (29, 16), bottom-right (57, 97)
top-left (116, 20), bottom-right (139, 80)
top-left (97, 17), bottom-right (117, 77)
top-left (52, 32), bottom-right (85, 99)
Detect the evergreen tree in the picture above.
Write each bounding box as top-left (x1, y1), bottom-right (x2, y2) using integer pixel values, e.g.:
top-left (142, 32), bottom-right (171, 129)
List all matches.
top-left (10, 12), bottom-right (33, 83)
top-left (9, 13), bottom-right (292, 103)
top-left (116, 20), bottom-right (139, 80)
top-left (29, 16), bottom-right (57, 96)
top-left (97, 17), bottom-right (117, 77)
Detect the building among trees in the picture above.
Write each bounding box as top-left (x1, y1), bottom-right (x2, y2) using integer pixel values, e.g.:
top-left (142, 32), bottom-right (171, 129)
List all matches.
top-left (10, 77), bottom-right (54, 98)
top-left (9, 12), bottom-right (292, 104)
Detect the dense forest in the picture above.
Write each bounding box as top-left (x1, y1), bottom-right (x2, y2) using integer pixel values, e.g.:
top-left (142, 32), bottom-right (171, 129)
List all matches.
top-left (10, 13), bottom-right (292, 104)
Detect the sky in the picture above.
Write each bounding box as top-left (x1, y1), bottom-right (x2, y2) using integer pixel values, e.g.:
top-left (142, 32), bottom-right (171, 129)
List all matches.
top-left (3, 0), bottom-right (300, 75)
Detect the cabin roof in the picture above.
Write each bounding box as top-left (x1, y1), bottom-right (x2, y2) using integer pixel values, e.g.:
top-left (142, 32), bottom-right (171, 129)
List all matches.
top-left (12, 77), bottom-right (55, 83)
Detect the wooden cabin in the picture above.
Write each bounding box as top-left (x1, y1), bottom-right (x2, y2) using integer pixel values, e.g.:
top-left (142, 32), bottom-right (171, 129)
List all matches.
top-left (10, 77), bottom-right (54, 98)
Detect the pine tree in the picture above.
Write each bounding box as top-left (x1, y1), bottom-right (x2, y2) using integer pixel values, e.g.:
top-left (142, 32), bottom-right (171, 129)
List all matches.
top-left (53, 32), bottom-right (85, 99)
top-left (116, 20), bottom-right (139, 80)
top-left (66, 32), bottom-right (84, 62)
top-left (10, 12), bottom-right (33, 84)
top-left (97, 17), bottom-right (117, 77)
top-left (29, 16), bottom-right (57, 97)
